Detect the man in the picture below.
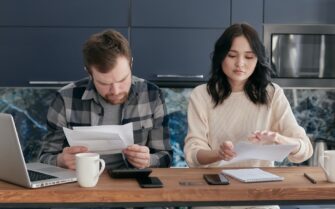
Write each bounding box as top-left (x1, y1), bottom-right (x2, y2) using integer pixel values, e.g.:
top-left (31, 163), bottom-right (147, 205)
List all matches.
top-left (39, 29), bottom-right (172, 170)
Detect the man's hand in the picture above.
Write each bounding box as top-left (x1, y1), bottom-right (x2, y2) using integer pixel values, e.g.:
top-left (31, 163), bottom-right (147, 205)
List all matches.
top-left (56, 146), bottom-right (88, 170)
top-left (123, 144), bottom-right (150, 169)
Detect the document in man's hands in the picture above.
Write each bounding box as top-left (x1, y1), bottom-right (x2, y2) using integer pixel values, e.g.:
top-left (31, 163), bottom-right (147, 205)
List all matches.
top-left (63, 123), bottom-right (134, 154)
top-left (221, 168), bottom-right (284, 183)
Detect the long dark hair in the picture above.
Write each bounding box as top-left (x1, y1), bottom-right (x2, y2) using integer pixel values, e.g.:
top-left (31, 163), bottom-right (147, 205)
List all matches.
top-left (207, 23), bottom-right (273, 107)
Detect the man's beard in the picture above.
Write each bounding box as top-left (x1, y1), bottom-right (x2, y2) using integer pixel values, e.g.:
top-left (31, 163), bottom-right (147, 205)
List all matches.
top-left (104, 92), bottom-right (128, 104)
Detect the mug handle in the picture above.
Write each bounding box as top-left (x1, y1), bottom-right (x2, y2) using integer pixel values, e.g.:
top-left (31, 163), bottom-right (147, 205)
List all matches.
top-left (319, 155), bottom-right (330, 178)
top-left (98, 159), bottom-right (106, 176)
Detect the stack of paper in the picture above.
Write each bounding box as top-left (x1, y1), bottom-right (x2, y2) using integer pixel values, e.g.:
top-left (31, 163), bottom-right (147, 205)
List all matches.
top-left (63, 123), bottom-right (134, 154)
top-left (222, 168), bottom-right (284, 183)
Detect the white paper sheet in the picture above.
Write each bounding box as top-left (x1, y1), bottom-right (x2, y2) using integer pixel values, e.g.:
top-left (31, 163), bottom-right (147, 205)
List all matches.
top-left (219, 142), bottom-right (296, 166)
top-left (63, 123), bottom-right (134, 155)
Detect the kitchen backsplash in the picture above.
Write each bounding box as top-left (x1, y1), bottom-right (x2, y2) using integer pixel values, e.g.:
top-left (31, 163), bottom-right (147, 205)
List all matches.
top-left (0, 86), bottom-right (334, 167)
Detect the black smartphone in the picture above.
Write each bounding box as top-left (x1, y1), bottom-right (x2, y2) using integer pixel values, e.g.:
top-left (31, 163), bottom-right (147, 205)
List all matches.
top-left (203, 174), bottom-right (230, 185)
top-left (136, 176), bottom-right (163, 188)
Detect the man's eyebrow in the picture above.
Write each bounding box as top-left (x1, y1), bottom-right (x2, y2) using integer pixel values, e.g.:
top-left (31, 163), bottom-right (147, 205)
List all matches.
top-left (96, 72), bottom-right (130, 85)
top-left (117, 72), bottom-right (130, 82)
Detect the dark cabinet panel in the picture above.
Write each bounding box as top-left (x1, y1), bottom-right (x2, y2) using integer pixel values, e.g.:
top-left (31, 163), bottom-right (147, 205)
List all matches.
top-left (231, 0), bottom-right (263, 39)
top-left (131, 28), bottom-right (223, 82)
top-left (131, 0), bottom-right (230, 28)
top-left (0, 27), bottom-right (128, 86)
top-left (2, 0), bottom-right (335, 86)
top-left (0, 0), bottom-right (129, 27)
top-left (264, 0), bottom-right (335, 24)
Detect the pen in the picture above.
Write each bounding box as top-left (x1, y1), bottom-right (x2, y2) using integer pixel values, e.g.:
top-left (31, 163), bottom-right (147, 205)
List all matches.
top-left (304, 173), bottom-right (317, 184)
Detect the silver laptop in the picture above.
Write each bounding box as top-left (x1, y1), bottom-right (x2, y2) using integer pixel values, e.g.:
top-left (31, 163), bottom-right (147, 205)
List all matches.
top-left (0, 113), bottom-right (77, 188)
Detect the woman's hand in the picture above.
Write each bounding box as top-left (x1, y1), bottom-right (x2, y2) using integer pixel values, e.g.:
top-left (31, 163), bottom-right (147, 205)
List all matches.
top-left (248, 130), bottom-right (279, 145)
top-left (248, 130), bottom-right (301, 154)
top-left (196, 141), bottom-right (237, 165)
top-left (217, 141), bottom-right (236, 161)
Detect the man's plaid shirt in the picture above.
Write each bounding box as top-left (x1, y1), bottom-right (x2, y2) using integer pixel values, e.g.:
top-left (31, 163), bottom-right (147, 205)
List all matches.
top-left (39, 76), bottom-right (172, 168)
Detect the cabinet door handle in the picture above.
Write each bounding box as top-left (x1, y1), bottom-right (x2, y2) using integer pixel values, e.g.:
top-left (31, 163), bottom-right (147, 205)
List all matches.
top-left (29, 81), bottom-right (72, 85)
top-left (156, 74), bottom-right (204, 79)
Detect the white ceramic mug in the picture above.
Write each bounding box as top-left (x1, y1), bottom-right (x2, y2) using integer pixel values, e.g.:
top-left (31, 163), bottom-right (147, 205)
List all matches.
top-left (76, 153), bottom-right (105, 187)
top-left (319, 150), bottom-right (335, 183)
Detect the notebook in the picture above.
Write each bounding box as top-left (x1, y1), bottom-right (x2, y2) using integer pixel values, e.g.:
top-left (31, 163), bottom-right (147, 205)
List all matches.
top-left (221, 168), bottom-right (284, 183)
top-left (0, 113), bottom-right (77, 188)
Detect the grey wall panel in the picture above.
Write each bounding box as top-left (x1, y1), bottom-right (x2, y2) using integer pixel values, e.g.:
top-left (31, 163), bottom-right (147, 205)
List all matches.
top-left (0, 27), bottom-right (128, 86)
top-left (131, 28), bottom-right (223, 81)
top-left (131, 0), bottom-right (230, 28)
top-left (0, 0), bottom-right (129, 27)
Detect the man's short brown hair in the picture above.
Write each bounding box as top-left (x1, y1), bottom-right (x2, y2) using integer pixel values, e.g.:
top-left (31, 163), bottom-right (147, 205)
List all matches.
top-left (83, 29), bottom-right (132, 74)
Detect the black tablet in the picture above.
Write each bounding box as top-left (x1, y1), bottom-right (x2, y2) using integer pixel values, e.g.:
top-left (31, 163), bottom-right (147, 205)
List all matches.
top-left (108, 168), bottom-right (152, 179)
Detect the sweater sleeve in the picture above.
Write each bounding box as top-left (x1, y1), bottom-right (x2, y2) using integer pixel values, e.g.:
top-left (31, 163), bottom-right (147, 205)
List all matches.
top-left (270, 85), bottom-right (313, 163)
top-left (184, 86), bottom-right (214, 167)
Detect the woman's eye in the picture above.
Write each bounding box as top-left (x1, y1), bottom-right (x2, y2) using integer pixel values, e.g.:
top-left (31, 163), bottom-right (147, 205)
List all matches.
top-left (227, 54), bottom-right (236, 58)
top-left (246, 56), bottom-right (255, 59)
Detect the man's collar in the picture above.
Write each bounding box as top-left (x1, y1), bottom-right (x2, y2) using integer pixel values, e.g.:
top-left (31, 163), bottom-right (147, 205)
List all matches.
top-left (81, 77), bottom-right (99, 103)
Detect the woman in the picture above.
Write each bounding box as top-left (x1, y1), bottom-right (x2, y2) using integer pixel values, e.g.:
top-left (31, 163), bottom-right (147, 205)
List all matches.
top-left (184, 23), bottom-right (313, 209)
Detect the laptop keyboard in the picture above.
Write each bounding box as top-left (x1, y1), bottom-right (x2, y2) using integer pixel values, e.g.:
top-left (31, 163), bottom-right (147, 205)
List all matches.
top-left (28, 170), bottom-right (57, 181)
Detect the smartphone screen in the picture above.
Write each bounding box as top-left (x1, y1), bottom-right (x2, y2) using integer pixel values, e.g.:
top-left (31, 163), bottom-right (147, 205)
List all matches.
top-left (203, 174), bottom-right (230, 185)
top-left (137, 177), bottom-right (163, 188)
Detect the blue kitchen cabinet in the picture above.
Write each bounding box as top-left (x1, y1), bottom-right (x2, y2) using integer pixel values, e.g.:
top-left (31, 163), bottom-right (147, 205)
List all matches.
top-left (0, 28), bottom-right (128, 86)
top-left (130, 0), bottom-right (230, 86)
top-left (0, 0), bottom-right (129, 27)
top-left (0, 0), bottom-right (129, 86)
top-left (264, 0), bottom-right (335, 24)
top-left (131, 28), bottom-right (223, 84)
top-left (131, 0), bottom-right (230, 28)
top-left (231, 0), bottom-right (264, 39)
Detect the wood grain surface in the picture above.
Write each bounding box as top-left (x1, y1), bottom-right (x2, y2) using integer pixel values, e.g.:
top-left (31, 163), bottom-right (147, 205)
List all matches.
top-left (0, 167), bottom-right (334, 207)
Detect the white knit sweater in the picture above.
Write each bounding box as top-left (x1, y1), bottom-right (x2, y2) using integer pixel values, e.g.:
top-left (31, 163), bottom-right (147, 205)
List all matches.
top-left (184, 83), bottom-right (313, 168)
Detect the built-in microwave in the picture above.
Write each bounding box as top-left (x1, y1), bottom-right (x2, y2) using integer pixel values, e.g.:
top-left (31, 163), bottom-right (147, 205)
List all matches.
top-left (264, 24), bottom-right (335, 88)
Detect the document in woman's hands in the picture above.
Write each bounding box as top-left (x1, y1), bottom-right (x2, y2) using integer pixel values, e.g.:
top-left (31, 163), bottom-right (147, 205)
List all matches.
top-left (219, 142), bottom-right (296, 165)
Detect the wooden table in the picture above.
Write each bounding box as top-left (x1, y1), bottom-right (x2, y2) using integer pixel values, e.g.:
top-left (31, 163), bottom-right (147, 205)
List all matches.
top-left (0, 166), bottom-right (334, 208)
